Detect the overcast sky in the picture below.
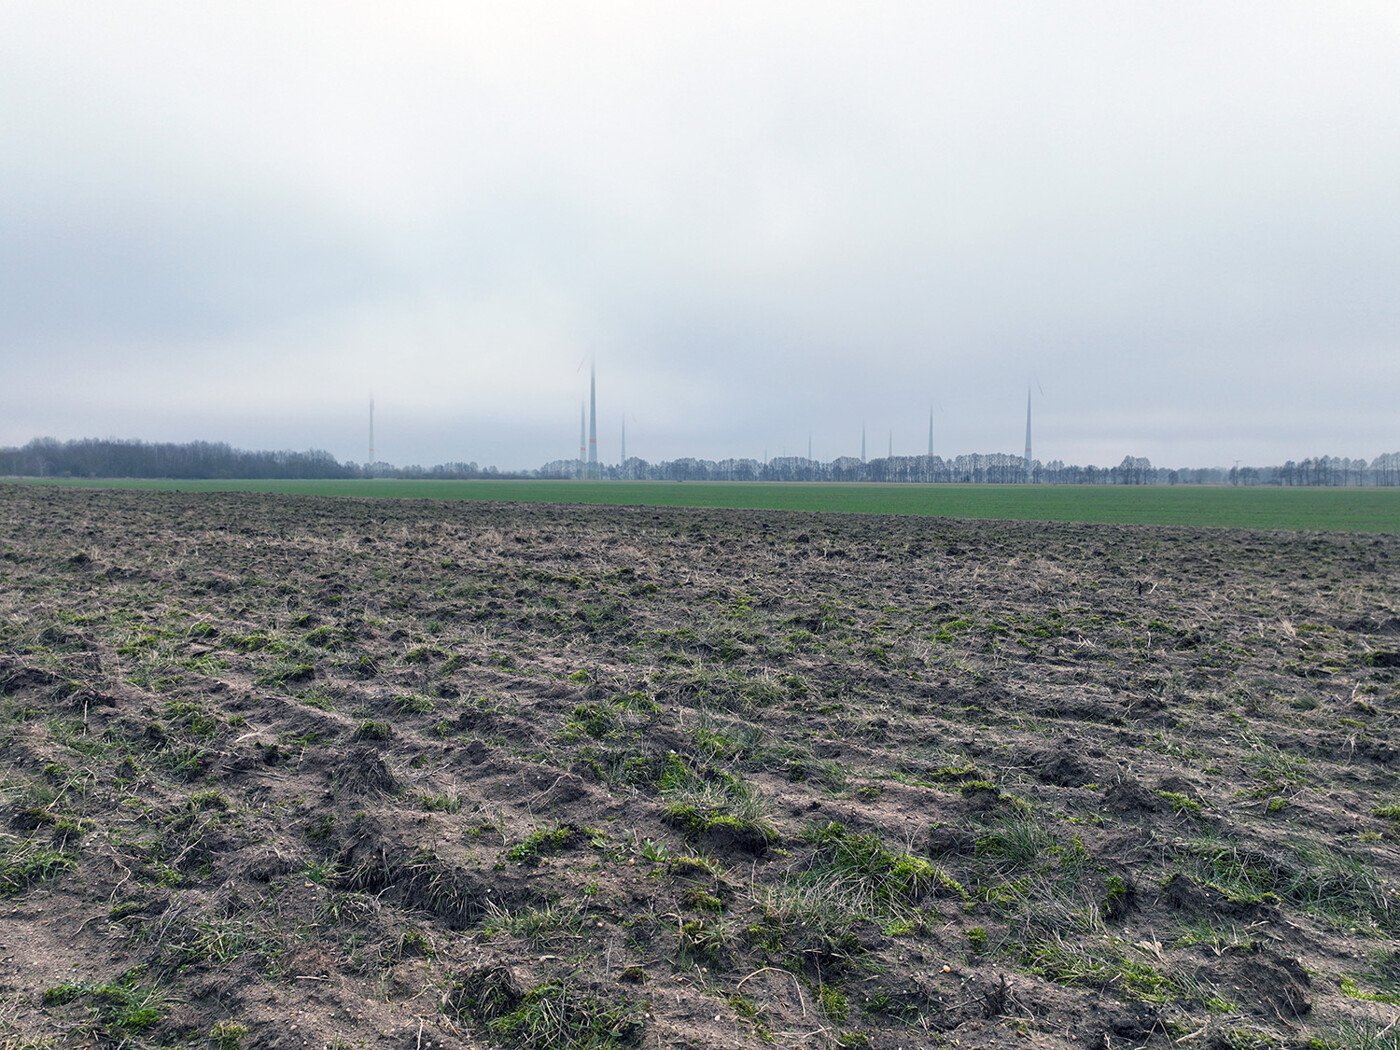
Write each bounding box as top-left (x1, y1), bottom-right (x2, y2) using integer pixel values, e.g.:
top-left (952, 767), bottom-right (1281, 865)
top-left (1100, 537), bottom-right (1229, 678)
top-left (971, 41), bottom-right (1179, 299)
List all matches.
top-left (3, 3), bottom-right (1398, 471)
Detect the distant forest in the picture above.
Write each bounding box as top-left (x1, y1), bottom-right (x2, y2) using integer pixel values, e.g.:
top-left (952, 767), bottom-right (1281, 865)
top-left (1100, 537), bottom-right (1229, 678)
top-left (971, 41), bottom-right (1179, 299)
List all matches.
top-left (5, 437), bottom-right (1400, 486)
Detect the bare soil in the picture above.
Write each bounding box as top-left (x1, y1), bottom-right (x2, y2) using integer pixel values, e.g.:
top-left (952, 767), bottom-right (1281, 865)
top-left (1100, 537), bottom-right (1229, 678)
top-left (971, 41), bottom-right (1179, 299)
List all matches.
top-left (2, 484), bottom-right (1399, 1050)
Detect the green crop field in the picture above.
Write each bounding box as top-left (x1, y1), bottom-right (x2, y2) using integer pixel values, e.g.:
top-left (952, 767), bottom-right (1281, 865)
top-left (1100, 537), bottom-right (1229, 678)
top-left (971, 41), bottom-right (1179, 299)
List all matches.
top-left (12, 477), bottom-right (1400, 532)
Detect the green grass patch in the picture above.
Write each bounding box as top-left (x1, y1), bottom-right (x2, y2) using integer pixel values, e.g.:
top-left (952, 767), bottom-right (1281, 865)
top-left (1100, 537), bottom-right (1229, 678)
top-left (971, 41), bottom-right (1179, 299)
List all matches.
top-left (506, 825), bottom-right (593, 866)
top-left (41, 969), bottom-right (167, 1035)
top-left (659, 757), bottom-right (775, 852)
top-left (795, 820), bottom-right (967, 914)
top-left (1176, 833), bottom-right (1398, 932)
top-left (0, 837), bottom-right (77, 895)
top-left (1012, 938), bottom-right (1187, 1002)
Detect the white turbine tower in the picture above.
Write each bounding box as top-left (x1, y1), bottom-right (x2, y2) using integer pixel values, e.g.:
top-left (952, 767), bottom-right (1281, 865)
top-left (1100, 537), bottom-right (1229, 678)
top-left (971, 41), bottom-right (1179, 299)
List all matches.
top-left (1024, 385), bottom-right (1033, 483)
top-left (588, 361), bottom-right (598, 479)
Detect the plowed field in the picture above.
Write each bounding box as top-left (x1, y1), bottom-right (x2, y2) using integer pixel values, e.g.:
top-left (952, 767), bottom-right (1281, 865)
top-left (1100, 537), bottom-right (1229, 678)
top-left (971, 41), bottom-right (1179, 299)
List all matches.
top-left (2, 485), bottom-right (1399, 1049)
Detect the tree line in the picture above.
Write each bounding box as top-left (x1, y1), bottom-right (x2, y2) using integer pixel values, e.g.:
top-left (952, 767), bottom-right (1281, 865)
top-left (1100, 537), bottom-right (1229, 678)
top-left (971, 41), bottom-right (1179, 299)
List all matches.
top-left (4, 437), bottom-right (1400, 486)
top-left (0, 438), bottom-right (358, 480)
top-left (544, 451), bottom-right (1400, 486)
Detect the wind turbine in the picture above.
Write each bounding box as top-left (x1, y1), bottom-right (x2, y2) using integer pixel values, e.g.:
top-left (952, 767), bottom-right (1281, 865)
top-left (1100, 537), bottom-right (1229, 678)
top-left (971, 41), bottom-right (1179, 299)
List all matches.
top-left (1024, 380), bottom-right (1044, 482)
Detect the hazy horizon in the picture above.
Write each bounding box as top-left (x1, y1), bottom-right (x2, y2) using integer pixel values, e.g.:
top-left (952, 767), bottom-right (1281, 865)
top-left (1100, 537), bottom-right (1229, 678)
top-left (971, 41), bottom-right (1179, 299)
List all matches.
top-left (4, 4), bottom-right (1397, 471)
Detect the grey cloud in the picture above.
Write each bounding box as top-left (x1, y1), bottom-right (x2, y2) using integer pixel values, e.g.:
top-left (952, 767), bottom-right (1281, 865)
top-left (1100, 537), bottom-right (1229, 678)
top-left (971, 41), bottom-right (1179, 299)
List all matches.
top-left (2, 4), bottom-right (1399, 470)
top-left (1, 189), bottom-right (397, 343)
